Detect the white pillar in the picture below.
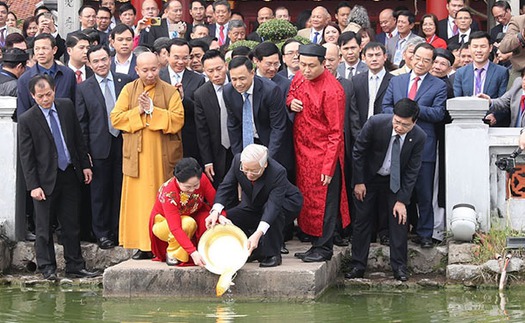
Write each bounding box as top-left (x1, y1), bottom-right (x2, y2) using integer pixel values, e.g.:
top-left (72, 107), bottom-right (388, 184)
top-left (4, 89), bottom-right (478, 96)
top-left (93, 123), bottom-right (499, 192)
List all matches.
top-left (57, 0), bottom-right (81, 38)
top-left (509, 0), bottom-right (520, 16)
top-left (446, 97), bottom-right (491, 232)
top-left (0, 97), bottom-right (18, 240)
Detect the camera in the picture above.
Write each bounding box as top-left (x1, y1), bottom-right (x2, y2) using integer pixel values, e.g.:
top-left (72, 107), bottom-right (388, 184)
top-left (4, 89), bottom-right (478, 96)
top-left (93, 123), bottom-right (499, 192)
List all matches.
top-left (496, 148), bottom-right (522, 172)
top-left (145, 18), bottom-right (161, 26)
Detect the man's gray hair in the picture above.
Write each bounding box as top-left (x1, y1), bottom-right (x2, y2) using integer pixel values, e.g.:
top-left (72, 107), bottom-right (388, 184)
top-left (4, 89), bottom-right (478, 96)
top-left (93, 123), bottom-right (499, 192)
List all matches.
top-left (228, 19), bottom-right (246, 31)
top-left (404, 36), bottom-right (425, 53)
top-left (348, 5), bottom-right (371, 29)
top-left (241, 144), bottom-right (268, 167)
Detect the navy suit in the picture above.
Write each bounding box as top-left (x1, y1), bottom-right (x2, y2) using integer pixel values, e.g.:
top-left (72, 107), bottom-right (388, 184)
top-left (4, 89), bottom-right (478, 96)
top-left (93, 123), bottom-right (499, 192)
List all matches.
top-left (110, 54), bottom-right (138, 80)
top-left (76, 72), bottom-right (132, 242)
top-left (160, 67), bottom-right (206, 163)
top-left (17, 64), bottom-right (77, 118)
top-left (351, 114), bottom-right (426, 272)
top-left (376, 32), bottom-right (387, 45)
top-left (223, 76), bottom-right (289, 169)
top-left (382, 73), bottom-right (447, 240)
top-left (453, 62), bottom-right (510, 126)
top-left (214, 154), bottom-right (303, 257)
top-left (208, 23), bottom-right (230, 46)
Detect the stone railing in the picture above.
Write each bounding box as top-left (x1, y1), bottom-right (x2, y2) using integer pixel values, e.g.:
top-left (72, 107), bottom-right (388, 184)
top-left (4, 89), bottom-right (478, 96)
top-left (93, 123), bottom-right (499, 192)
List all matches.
top-left (0, 97), bottom-right (17, 240)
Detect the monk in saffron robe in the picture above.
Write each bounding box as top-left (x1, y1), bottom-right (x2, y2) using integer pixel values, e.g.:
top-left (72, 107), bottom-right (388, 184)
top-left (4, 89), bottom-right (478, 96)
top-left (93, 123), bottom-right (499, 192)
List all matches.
top-left (286, 44), bottom-right (350, 262)
top-left (111, 52), bottom-right (184, 259)
top-left (150, 158), bottom-right (224, 266)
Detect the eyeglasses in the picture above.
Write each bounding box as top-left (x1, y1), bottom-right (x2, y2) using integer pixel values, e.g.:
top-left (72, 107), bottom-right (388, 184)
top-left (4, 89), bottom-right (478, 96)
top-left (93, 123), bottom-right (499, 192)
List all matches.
top-left (239, 163), bottom-right (263, 175)
top-left (263, 62), bottom-right (281, 69)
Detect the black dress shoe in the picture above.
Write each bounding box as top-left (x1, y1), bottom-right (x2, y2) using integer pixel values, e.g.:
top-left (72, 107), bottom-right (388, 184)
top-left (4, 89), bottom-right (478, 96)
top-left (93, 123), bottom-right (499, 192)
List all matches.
top-left (294, 248), bottom-right (313, 259)
top-left (380, 235), bottom-right (390, 246)
top-left (297, 232), bottom-right (313, 242)
top-left (25, 231), bottom-right (36, 242)
top-left (344, 268), bottom-right (365, 279)
top-left (132, 250), bottom-right (154, 260)
top-left (65, 268), bottom-right (101, 279)
top-left (280, 243), bottom-right (289, 254)
top-left (420, 237), bottom-right (433, 249)
top-left (42, 271), bottom-right (58, 281)
top-left (333, 235), bottom-right (349, 247)
top-left (259, 255), bottom-right (282, 267)
top-left (393, 268), bottom-right (409, 282)
top-left (302, 251), bottom-right (332, 263)
top-left (98, 237), bottom-right (116, 250)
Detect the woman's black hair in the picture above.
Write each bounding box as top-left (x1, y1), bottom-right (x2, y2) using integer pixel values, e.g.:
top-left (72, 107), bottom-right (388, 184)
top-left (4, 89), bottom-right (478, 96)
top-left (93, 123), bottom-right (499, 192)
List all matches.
top-left (173, 158), bottom-right (202, 182)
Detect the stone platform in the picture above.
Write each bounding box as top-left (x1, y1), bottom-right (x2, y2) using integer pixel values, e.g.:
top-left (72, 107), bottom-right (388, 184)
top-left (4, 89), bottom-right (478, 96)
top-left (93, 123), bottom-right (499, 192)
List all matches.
top-left (103, 241), bottom-right (346, 300)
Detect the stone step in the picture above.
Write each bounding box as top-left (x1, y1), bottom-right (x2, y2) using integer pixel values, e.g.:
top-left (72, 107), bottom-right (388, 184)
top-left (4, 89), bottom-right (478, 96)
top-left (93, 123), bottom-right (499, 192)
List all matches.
top-left (103, 241), bottom-right (344, 300)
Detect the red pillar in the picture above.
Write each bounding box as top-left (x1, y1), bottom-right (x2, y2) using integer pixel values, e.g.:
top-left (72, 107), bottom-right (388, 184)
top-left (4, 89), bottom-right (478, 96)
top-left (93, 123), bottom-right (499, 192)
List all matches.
top-left (427, 0), bottom-right (449, 20)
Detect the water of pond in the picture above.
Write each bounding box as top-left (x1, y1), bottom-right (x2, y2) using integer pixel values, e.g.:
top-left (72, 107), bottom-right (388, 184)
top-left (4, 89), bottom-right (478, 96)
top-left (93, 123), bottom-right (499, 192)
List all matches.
top-left (1, 285), bottom-right (524, 322)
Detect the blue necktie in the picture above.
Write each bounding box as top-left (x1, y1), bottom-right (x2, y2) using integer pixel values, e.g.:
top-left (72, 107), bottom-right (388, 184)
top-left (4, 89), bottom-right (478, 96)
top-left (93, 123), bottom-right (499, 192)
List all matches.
top-left (313, 31), bottom-right (319, 44)
top-left (49, 109), bottom-right (69, 171)
top-left (104, 78), bottom-right (119, 137)
top-left (242, 93), bottom-right (254, 148)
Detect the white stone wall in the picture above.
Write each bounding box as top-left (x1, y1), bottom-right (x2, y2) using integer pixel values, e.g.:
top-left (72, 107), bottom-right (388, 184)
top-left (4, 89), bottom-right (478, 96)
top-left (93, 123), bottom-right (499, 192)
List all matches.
top-left (0, 97), bottom-right (17, 240)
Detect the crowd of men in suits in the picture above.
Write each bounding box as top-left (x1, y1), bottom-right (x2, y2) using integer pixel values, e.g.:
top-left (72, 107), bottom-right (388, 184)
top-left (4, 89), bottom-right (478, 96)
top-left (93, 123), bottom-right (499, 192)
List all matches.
top-left (5, 0), bottom-right (525, 280)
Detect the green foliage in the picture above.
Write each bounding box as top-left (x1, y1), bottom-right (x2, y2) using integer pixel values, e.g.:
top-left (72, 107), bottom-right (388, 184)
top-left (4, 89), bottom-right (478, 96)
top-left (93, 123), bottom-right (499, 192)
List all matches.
top-left (257, 19), bottom-right (298, 43)
top-left (275, 36), bottom-right (311, 51)
top-left (227, 40), bottom-right (260, 52)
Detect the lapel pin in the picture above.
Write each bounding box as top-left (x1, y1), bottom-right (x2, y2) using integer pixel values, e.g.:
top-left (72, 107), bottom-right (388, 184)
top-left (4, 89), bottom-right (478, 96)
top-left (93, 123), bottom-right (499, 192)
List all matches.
top-left (117, 78), bottom-right (121, 82)
top-left (409, 138), bottom-right (412, 142)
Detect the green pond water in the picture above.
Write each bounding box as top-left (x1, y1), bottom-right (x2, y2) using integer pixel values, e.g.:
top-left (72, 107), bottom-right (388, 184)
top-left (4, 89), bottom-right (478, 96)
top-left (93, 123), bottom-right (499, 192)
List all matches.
top-left (1, 285), bottom-right (525, 322)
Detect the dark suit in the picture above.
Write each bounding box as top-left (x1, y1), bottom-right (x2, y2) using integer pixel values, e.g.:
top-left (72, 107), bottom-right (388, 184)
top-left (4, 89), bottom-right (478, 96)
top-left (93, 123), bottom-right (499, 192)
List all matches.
top-left (194, 81), bottom-right (233, 188)
top-left (490, 24), bottom-right (504, 43)
top-left (437, 18), bottom-right (479, 41)
top-left (141, 18), bottom-right (175, 47)
top-left (110, 54), bottom-right (138, 80)
top-left (76, 72), bottom-right (132, 241)
top-left (223, 76), bottom-right (289, 169)
top-left (17, 64), bottom-right (77, 117)
top-left (376, 32), bottom-right (387, 45)
top-left (382, 73), bottom-right (447, 240)
top-left (337, 61), bottom-right (368, 79)
top-left (351, 70), bottom-right (393, 130)
top-left (208, 23), bottom-right (230, 46)
top-left (215, 154), bottom-right (303, 257)
top-left (351, 114), bottom-right (426, 272)
top-left (247, 31), bottom-right (263, 43)
top-left (160, 67), bottom-right (206, 163)
top-left (17, 98), bottom-right (91, 273)
top-left (453, 62), bottom-right (510, 126)
top-left (346, 70), bottom-right (392, 239)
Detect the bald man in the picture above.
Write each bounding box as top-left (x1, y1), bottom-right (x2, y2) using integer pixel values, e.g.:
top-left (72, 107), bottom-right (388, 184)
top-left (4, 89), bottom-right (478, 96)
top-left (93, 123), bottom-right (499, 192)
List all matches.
top-left (297, 6), bottom-right (330, 44)
top-left (247, 7), bottom-right (274, 43)
top-left (110, 52), bottom-right (184, 259)
top-left (376, 9), bottom-right (398, 46)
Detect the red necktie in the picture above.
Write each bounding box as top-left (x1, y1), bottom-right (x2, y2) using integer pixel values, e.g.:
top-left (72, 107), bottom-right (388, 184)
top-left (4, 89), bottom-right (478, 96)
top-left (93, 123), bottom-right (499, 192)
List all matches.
top-left (219, 25), bottom-right (225, 46)
top-left (518, 95), bottom-right (525, 127)
top-left (388, 32), bottom-right (392, 38)
top-left (408, 76), bottom-right (420, 100)
top-left (453, 23), bottom-right (458, 36)
top-left (75, 70), bottom-right (82, 84)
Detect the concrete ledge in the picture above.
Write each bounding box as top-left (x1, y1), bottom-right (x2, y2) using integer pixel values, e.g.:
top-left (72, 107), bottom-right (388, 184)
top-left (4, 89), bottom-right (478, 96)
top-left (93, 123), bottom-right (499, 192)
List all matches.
top-left (103, 241), bottom-right (346, 300)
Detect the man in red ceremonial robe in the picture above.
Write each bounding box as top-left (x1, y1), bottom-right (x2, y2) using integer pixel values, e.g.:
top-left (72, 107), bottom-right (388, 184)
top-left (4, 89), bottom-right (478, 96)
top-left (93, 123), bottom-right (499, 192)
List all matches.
top-left (287, 44), bottom-right (350, 262)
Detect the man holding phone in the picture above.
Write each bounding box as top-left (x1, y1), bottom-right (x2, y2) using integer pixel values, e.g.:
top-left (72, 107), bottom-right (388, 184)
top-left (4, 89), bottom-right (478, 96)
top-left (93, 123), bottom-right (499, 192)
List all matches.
top-left (143, 0), bottom-right (188, 47)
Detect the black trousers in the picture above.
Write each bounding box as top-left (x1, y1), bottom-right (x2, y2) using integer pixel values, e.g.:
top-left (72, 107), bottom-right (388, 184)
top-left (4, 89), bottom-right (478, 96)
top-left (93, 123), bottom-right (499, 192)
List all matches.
top-left (351, 175), bottom-right (408, 272)
top-left (90, 135), bottom-right (122, 241)
top-left (311, 162), bottom-right (342, 257)
top-left (227, 204), bottom-right (290, 258)
top-left (33, 166), bottom-right (85, 273)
